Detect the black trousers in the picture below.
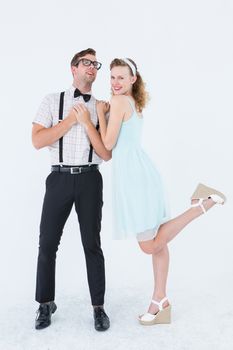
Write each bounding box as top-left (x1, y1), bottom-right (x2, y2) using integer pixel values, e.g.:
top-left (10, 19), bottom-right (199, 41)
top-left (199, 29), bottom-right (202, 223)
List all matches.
top-left (35, 169), bottom-right (105, 305)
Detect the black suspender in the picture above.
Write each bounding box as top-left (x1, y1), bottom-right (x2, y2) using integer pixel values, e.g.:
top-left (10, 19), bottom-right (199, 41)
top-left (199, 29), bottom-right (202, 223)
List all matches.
top-left (58, 92), bottom-right (65, 164)
top-left (88, 121), bottom-right (99, 164)
top-left (58, 91), bottom-right (99, 165)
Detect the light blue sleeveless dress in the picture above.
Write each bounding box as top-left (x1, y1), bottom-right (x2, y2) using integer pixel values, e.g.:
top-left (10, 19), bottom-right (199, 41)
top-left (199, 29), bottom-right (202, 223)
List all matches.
top-left (112, 97), bottom-right (170, 241)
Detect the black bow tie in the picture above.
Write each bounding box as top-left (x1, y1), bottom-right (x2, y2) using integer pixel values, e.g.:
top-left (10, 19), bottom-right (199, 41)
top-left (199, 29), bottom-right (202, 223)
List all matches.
top-left (74, 88), bottom-right (91, 102)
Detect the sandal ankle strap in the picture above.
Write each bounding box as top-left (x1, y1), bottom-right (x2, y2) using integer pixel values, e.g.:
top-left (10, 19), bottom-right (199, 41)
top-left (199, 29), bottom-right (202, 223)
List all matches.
top-left (191, 198), bottom-right (206, 214)
top-left (151, 297), bottom-right (168, 311)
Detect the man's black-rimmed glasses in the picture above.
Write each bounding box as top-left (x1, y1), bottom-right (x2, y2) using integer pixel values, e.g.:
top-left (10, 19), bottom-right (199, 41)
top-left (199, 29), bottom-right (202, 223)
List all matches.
top-left (76, 58), bottom-right (102, 70)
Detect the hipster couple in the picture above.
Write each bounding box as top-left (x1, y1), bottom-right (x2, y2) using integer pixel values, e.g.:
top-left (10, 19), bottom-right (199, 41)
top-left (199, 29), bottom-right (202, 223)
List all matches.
top-left (32, 48), bottom-right (226, 331)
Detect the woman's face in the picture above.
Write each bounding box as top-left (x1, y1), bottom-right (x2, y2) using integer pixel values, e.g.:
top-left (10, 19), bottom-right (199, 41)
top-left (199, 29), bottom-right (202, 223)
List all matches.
top-left (111, 66), bottom-right (136, 95)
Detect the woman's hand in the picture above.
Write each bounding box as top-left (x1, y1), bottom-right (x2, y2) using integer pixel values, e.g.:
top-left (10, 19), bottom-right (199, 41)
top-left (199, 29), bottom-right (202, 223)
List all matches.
top-left (96, 100), bottom-right (110, 115)
top-left (73, 103), bottom-right (91, 127)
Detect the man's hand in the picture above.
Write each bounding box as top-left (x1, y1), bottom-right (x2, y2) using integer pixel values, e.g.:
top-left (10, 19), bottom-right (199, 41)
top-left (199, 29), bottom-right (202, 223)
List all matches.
top-left (66, 108), bottom-right (78, 126)
top-left (73, 103), bottom-right (91, 127)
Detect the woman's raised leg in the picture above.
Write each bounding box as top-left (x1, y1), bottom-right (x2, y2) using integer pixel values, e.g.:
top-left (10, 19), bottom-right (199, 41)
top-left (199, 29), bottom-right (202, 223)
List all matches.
top-left (139, 198), bottom-right (215, 255)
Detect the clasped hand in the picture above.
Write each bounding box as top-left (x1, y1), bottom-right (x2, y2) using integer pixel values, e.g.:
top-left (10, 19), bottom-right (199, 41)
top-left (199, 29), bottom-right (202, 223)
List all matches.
top-left (68, 100), bottom-right (110, 127)
top-left (73, 104), bottom-right (91, 126)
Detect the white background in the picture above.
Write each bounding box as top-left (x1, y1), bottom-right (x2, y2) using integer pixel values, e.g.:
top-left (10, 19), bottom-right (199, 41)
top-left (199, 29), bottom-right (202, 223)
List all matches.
top-left (0, 0), bottom-right (232, 349)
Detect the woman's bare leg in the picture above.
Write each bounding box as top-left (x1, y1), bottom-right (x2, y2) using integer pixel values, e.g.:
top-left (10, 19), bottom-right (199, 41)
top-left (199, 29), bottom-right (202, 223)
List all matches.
top-left (139, 198), bottom-right (215, 255)
top-left (149, 245), bottom-right (170, 314)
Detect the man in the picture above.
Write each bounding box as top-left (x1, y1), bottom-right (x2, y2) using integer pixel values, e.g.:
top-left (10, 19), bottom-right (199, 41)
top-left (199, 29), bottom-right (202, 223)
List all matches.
top-left (32, 48), bottom-right (111, 331)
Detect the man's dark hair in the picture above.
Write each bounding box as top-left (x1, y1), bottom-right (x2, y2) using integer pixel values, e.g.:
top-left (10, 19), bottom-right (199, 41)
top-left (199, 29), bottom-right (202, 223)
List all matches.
top-left (71, 48), bottom-right (96, 66)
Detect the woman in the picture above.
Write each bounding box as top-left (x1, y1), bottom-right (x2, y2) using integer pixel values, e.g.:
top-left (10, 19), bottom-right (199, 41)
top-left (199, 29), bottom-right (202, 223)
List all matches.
top-left (73, 58), bottom-right (226, 325)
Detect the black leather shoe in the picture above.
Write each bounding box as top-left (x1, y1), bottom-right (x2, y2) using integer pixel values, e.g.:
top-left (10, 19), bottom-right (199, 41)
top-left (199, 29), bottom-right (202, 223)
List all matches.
top-left (35, 301), bottom-right (57, 330)
top-left (93, 307), bottom-right (110, 331)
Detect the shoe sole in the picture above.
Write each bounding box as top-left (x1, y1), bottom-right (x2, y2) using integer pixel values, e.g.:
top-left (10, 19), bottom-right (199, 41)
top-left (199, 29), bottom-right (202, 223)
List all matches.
top-left (139, 305), bottom-right (171, 326)
top-left (191, 183), bottom-right (226, 203)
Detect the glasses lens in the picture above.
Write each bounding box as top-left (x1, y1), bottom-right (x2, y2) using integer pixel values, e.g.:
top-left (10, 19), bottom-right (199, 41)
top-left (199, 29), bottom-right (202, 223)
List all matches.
top-left (82, 59), bottom-right (91, 66)
top-left (94, 61), bottom-right (102, 70)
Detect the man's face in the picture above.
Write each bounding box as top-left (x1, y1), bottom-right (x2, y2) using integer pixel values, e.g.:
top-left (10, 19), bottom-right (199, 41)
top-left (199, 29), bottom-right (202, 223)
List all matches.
top-left (71, 54), bottom-right (99, 85)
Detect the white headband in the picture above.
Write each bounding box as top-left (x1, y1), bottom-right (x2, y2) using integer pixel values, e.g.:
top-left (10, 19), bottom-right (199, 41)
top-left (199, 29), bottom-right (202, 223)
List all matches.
top-left (121, 58), bottom-right (137, 76)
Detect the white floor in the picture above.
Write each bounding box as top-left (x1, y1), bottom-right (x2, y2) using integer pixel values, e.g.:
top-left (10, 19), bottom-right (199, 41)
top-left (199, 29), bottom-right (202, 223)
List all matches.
top-left (1, 286), bottom-right (232, 350)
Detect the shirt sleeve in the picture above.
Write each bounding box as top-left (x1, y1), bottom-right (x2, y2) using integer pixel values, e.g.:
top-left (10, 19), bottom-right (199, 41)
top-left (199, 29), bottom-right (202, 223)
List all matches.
top-left (33, 94), bottom-right (53, 128)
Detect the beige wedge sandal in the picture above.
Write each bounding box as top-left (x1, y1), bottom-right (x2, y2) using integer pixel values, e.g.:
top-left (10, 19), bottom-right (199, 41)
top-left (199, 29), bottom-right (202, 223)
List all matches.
top-left (138, 297), bottom-right (171, 325)
top-left (191, 183), bottom-right (226, 214)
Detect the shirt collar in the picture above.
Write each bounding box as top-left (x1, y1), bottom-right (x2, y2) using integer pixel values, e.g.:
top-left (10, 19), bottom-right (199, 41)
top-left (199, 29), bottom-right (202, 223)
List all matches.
top-left (69, 85), bottom-right (92, 96)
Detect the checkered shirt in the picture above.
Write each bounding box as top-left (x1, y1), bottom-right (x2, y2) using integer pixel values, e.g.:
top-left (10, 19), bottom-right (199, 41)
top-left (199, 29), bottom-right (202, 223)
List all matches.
top-left (33, 85), bottom-right (102, 166)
